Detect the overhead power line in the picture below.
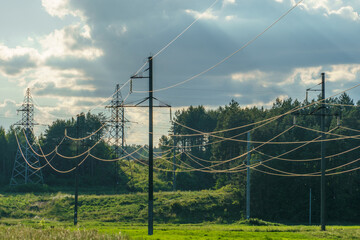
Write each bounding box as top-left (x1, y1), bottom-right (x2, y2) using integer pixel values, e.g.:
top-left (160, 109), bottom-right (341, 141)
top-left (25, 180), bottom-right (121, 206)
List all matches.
top-left (152, 0), bottom-right (220, 59)
top-left (134, 0), bottom-right (304, 93)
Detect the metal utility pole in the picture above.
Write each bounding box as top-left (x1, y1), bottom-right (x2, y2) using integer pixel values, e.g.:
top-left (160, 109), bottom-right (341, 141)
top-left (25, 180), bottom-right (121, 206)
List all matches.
top-left (74, 114), bottom-right (81, 226)
top-left (129, 56), bottom-right (170, 236)
top-left (10, 88), bottom-right (44, 186)
top-left (320, 72), bottom-right (326, 231)
top-left (148, 56), bottom-right (154, 236)
top-left (173, 131), bottom-right (176, 191)
top-left (246, 131), bottom-right (251, 220)
top-left (309, 188), bottom-right (312, 225)
top-left (296, 73), bottom-right (334, 231)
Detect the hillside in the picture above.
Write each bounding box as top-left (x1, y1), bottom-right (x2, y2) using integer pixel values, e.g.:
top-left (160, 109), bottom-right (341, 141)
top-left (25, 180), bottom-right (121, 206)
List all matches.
top-left (0, 187), bottom-right (242, 224)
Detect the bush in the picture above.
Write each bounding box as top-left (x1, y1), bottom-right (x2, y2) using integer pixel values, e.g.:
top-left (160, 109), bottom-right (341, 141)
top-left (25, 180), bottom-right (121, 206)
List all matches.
top-left (238, 218), bottom-right (282, 226)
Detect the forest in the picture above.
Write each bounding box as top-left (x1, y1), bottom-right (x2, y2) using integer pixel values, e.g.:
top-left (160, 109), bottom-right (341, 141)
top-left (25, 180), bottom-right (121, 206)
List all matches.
top-left (1, 93), bottom-right (360, 224)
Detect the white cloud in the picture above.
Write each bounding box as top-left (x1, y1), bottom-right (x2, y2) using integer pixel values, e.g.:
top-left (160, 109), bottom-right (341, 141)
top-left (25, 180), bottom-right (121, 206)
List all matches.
top-left (231, 70), bottom-right (267, 83)
top-left (285, 0), bottom-right (360, 21)
top-left (225, 15), bottom-right (236, 21)
top-left (284, 64), bottom-right (360, 86)
top-left (223, 0), bottom-right (236, 6)
top-left (0, 99), bottom-right (18, 118)
top-left (28, 67), bottom-right (93, 92)
top-left (285, 66), bottom-right (323, 85)
top-left (41, 0), bottom-right (85, 19)
top-left (327, 64), bottom-right (360, 82)
top-left (0, 45), bottom-right (40, 76)
top-left (329, 6), bottom-right (360, 21)
top-left (185, 9), bottom-right (218, 20)
top-left (40, 24), bottom-right (103, 60)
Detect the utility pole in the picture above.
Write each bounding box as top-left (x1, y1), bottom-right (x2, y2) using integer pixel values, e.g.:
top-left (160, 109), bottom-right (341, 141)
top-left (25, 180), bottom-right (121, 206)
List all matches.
top-left (148, 56), bottom-right (154, 236)
top-left (129, 56), bottom-right (171, 236)
top-left (320, 72), bottom-right (326, 231)
top-left (309, 188), bottom-right (312, 225)
top-left (173, 131), bottom-right (176, 191)
top-left (246, 131), bottom-right (251, 220)
top-left (74, 113), bottom-right (83, 226)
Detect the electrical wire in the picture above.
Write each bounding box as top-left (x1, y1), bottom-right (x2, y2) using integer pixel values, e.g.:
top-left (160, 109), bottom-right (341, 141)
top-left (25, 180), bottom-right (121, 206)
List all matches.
top-left (55, 133), bottom-right (106, 159)
top-left (90, 146), bottom-right (146, 162)
top-left (23, 129), bottom-right (63, 158)
top-left (340, 126), bottom-right (360, 134)
top-left (65, 122), bottom-right (107, 141)
top-left (167, 80), bottom-right (360, 144)
top-left (134, 0), bottom-right (304, 93)
top-left (254, 141), bottom-right (360, 162)
top-left (152, 0), bottom-right (220, 59)
top-left (326, 103), bottom-right (359, 108)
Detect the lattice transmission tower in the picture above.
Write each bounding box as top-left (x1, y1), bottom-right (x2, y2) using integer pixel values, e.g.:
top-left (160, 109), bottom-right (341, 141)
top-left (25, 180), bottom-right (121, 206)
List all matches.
top-left (106, 84), bottom-right (126, 158)
top-left (10, 88), bottom-right (44, 185)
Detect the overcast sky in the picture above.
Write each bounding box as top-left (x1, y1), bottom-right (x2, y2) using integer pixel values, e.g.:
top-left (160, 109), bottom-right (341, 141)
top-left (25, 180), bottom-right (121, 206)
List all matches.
top-left (1, 0), bottom-right (360, 145)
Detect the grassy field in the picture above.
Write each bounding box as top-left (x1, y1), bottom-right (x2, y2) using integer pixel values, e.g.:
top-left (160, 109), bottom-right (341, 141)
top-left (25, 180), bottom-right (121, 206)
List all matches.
top-left (0, 189), bottom-right (359, 239)
top-left (0, 188), bottom-right (241, 223)
top-left (0, 219), bottom-right (360, 239)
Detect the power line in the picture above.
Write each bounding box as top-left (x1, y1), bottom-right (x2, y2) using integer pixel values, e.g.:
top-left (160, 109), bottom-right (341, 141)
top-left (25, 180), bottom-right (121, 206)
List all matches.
top-left (152, 0), bottom-right (220, 59)
top-left (134, 0), bottom-right (304, 93)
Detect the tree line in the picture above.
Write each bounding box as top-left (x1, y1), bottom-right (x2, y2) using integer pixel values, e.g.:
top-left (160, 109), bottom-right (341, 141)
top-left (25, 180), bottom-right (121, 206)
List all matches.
top-left (0, 93), bottom-right (360, 223)
top-left (159, 93), bottom-right (360, 223)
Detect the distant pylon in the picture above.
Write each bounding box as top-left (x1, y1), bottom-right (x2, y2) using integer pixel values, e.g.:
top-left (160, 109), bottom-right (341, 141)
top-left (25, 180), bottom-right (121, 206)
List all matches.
top-left (106, 84), bottom-right (126, 157)
top-left (10, 88), bottom-right (44, 186)
top-left (106, 84), bottom-right (127, 188)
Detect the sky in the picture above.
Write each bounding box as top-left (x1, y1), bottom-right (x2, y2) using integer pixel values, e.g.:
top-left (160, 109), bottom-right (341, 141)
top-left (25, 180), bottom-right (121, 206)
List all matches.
top-left (0, 0), bottom-right (360, 145)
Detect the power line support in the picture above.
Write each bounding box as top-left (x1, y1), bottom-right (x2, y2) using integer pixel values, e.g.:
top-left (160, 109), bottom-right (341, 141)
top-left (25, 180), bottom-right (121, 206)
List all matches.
top-left (10, 88), bottom-right (44, 186)
top-left (74, 114), bottom-right (82, 226)
top-left (173, 130), bottom-right (176, 191)
top-left (320, 72), bottom-right (326, 231)
top-left (106, 84), bottom-right (126, 191)
top-left (148, 56), bottom-right (154, 236)
top-left (309, 188), bottom-right (312, 225)
top-left (246, 131), bottom-right (251, 219)
top-left (130, 57), bottom-right (171, 236)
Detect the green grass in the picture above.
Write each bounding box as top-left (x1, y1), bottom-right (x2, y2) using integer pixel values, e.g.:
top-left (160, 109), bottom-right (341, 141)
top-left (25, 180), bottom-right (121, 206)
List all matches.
top-left (0, 189), bottom-right (360, 239)
top-left (0, 220), bottom-right (359, 239)
top-left (0, 189), bottom-right (241, 223)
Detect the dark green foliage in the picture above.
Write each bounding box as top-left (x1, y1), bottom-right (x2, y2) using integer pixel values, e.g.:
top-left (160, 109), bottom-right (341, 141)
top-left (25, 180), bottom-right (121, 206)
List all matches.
top-left (1, 94), bottom-right (360, 224)
top-left (160, 93), bottom-right (360, 224)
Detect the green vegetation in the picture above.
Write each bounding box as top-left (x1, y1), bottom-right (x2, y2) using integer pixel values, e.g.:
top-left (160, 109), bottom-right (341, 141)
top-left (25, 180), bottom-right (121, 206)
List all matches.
top-left (0, 220), bottom-right (359, 239)
top-left (0, 188), bottom-right (241, 223)
top-left (0, 224), bottom-right (129, 240)
top-left (0, 191), bottom-right (359, 239)
top-left (1, 93), bottom-right (360, 226)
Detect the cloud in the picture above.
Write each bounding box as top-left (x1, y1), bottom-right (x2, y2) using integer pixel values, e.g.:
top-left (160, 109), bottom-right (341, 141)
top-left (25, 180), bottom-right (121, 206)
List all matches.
top-left (0, 45), bottom-right (40, 76)
top-left (329, 6), bottom-right (360, 21)
top-left (231, 70), bottom-right (267, 83)
top-left (284, 64), bottom-right (360, 86)
top-left (28, 67), bottom-right (94, 93)
top-left (0, 99), bottom-right (18, 119)
top-left (40, 24), bottom-right (103, 60)
top-left (223, 0), bottom-right (236, 7)
top-left (327, 64), bottom-right (360, 82)
top-left (225, 15), bottom-right (236, 21)
top-left (285, 66), bottom-right (323, 85)
top-left (285, 0), bottom-right (360, 21)
top-left (185, 9), bottom-right (218, 20)
top-left (41, 0), bottom-right (85, 19)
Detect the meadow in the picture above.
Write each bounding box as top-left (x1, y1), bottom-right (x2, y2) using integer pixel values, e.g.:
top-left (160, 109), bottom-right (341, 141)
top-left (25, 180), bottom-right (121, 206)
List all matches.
top-left (0, 189), bottom-right (359, 239)
top-left (1, 219), bottom-right (360, 239)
